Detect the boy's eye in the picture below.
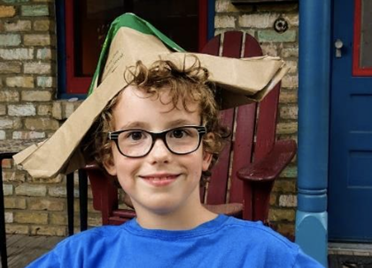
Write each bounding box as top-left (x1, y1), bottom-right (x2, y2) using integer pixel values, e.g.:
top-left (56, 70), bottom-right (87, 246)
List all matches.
top-left (169, 128), bottom-right (189, 139)
top-left (125, 131), bottom-right (146, 141)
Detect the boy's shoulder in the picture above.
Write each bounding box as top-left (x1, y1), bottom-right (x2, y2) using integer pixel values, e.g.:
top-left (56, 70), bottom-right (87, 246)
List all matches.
top-left (222, 216), bottom-right (296, 247)
top-left (218, 217), bottom-right (323, 267)
top-left (26, 224), bottom-right (126, 267)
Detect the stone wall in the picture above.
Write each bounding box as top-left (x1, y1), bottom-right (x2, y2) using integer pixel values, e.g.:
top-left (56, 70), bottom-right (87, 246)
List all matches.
top-left (1, 0), bottom-right (299, 238)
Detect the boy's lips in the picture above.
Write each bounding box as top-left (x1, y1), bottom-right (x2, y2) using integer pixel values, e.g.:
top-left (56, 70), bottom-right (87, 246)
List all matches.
top-left (139, 173), bottom-right (180, 187)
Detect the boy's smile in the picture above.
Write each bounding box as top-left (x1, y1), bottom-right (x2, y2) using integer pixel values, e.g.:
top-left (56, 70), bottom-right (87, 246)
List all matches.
top-left (104, 85), bottom-right (215, 229)
top-left (139, 173), bottom-right (180, 187)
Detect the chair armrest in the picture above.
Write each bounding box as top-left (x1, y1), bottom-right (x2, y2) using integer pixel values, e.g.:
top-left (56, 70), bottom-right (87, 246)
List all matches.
top-left (237, 139), bottom-right (297, 182)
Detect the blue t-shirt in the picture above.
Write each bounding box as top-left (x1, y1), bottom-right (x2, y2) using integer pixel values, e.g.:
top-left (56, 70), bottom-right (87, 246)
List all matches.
top-left (27, 215), bottom-right (323, 267)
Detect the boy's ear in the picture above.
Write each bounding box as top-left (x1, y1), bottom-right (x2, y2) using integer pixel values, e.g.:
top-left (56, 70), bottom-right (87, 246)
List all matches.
top-left (202, 132), bottom-right (214, 171)
top-left (202, 151), bottom-right (213, 171)
top-left (103, 159), bottom-right (117, 176)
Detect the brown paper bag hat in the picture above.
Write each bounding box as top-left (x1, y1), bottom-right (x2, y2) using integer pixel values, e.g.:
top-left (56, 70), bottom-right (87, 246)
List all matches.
top-left (14, 13), bottom-right (288, 178)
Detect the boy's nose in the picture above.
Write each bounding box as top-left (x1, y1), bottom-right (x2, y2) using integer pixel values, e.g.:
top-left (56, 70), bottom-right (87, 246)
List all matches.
top-left (148, 139), bottom-right (171, 163)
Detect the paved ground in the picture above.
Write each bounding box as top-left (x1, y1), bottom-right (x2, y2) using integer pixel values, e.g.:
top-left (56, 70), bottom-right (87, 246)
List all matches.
top-left (1, 235), bottom-right (372, 267)
top-left (1, 234), bottom-right (64, 268)
top-left (329, 243), bottom-right (372, 268)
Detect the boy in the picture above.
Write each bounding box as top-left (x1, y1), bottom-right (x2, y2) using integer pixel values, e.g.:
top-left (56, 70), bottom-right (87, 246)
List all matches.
top-left (26, 58), bottom-right (323, 267)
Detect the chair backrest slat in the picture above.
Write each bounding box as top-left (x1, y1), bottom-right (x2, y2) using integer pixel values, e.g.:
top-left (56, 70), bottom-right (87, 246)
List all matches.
top-left (205, 108), bottom-right (235, 204)
top-left (229, 104), bottom-right (256, 203)
top-left (198, 34), bottom-right (220, 202)
top-left (255, 85), bottom-right (280, 161)
top-left (201, 31), bottom-right (220, 56)
top-left (244, 31), bottom-right (280, 162)
top-left (221, 31), bottom-right (243, 57)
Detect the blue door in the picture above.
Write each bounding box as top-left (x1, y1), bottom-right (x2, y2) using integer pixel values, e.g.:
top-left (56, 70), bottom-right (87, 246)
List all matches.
top-left (329, 0), bottom-right (372, 241)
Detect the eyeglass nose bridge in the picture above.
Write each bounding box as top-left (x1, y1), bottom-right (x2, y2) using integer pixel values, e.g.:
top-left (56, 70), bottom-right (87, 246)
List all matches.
top-left (146, 130), bottom-right (173, 155)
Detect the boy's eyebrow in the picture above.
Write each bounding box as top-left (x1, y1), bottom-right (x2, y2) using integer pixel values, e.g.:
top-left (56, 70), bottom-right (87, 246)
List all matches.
top-left (118, 119), bottom-right (200, 131)
top-left (166, 119), bottom-right (201, 127)
top-left (118, 122), bottom-right (149, 130)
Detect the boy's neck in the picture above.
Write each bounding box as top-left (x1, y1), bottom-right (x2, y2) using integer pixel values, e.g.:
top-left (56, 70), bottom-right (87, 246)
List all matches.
top-left (135, 200), bottom-right (218, 231)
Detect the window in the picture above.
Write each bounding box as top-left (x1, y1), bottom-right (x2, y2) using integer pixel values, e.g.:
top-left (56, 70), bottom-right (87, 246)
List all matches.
top-left (353, 0), bottom-right (372, 76)
top-left (56, 0), bottom-right (215, 97)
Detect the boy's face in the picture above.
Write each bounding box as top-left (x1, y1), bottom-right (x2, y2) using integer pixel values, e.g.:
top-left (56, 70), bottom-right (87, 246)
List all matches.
top-left (105, 85), bottom-right (212, 220)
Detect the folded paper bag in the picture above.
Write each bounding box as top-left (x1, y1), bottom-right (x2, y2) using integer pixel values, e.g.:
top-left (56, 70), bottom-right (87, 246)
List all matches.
top-left (14, 13), bottom-right (288, 179)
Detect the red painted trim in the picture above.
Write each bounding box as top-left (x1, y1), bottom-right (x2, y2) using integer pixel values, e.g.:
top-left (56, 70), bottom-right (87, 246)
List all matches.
top-left (65, 0), bottom-right (92, 94)
top-left (198, 0), bottom-right (208, 52)
top-left (353, 0), bottom-right (372, 76)
top-left (353, 0), bottom-right (362, 75)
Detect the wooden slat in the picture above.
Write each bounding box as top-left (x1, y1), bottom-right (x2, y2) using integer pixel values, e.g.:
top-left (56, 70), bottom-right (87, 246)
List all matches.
top-left (218, 31), bottom-right (247, 202)
top-left (255, 84), bottom-right (280, 161)
top-left (229, 104), bottom-right (256, 203)
top-left (206, 108), bottom-right (235, 204)
top-left (200, 33), bottom-right (221, 202)
top-left (221, 31), bottom-right (243, 58)
top-left (243, 33), bottom-right (263, 58)
top-left (201, 32), bottom-right (220, 56)
top-left (229, 33), bottom-right (263, 203)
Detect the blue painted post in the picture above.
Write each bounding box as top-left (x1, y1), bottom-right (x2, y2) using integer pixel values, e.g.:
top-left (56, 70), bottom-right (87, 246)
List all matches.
top-left (207, 0), bottom-right (215, 40)
top-left (296, 0), bottom-right (331, 266)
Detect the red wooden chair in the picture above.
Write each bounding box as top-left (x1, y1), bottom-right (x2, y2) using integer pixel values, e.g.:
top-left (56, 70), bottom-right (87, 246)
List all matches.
top-left (86, 31), bottom-right (296, 225)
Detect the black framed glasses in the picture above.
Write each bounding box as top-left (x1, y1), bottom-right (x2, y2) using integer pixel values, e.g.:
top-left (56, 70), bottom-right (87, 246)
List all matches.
top-left (108, 125), bottom-right (207, 158)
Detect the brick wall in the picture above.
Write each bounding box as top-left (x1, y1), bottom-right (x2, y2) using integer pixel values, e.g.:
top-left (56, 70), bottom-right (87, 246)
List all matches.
top-left (0, 0), bottom-right (91, 236)
top-left (1, 0), bottom-right (299, 238)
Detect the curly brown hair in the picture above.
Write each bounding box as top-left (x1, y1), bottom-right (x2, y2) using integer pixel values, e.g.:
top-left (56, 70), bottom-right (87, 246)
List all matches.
top-left (82, 56), bottom-right (229, 184)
